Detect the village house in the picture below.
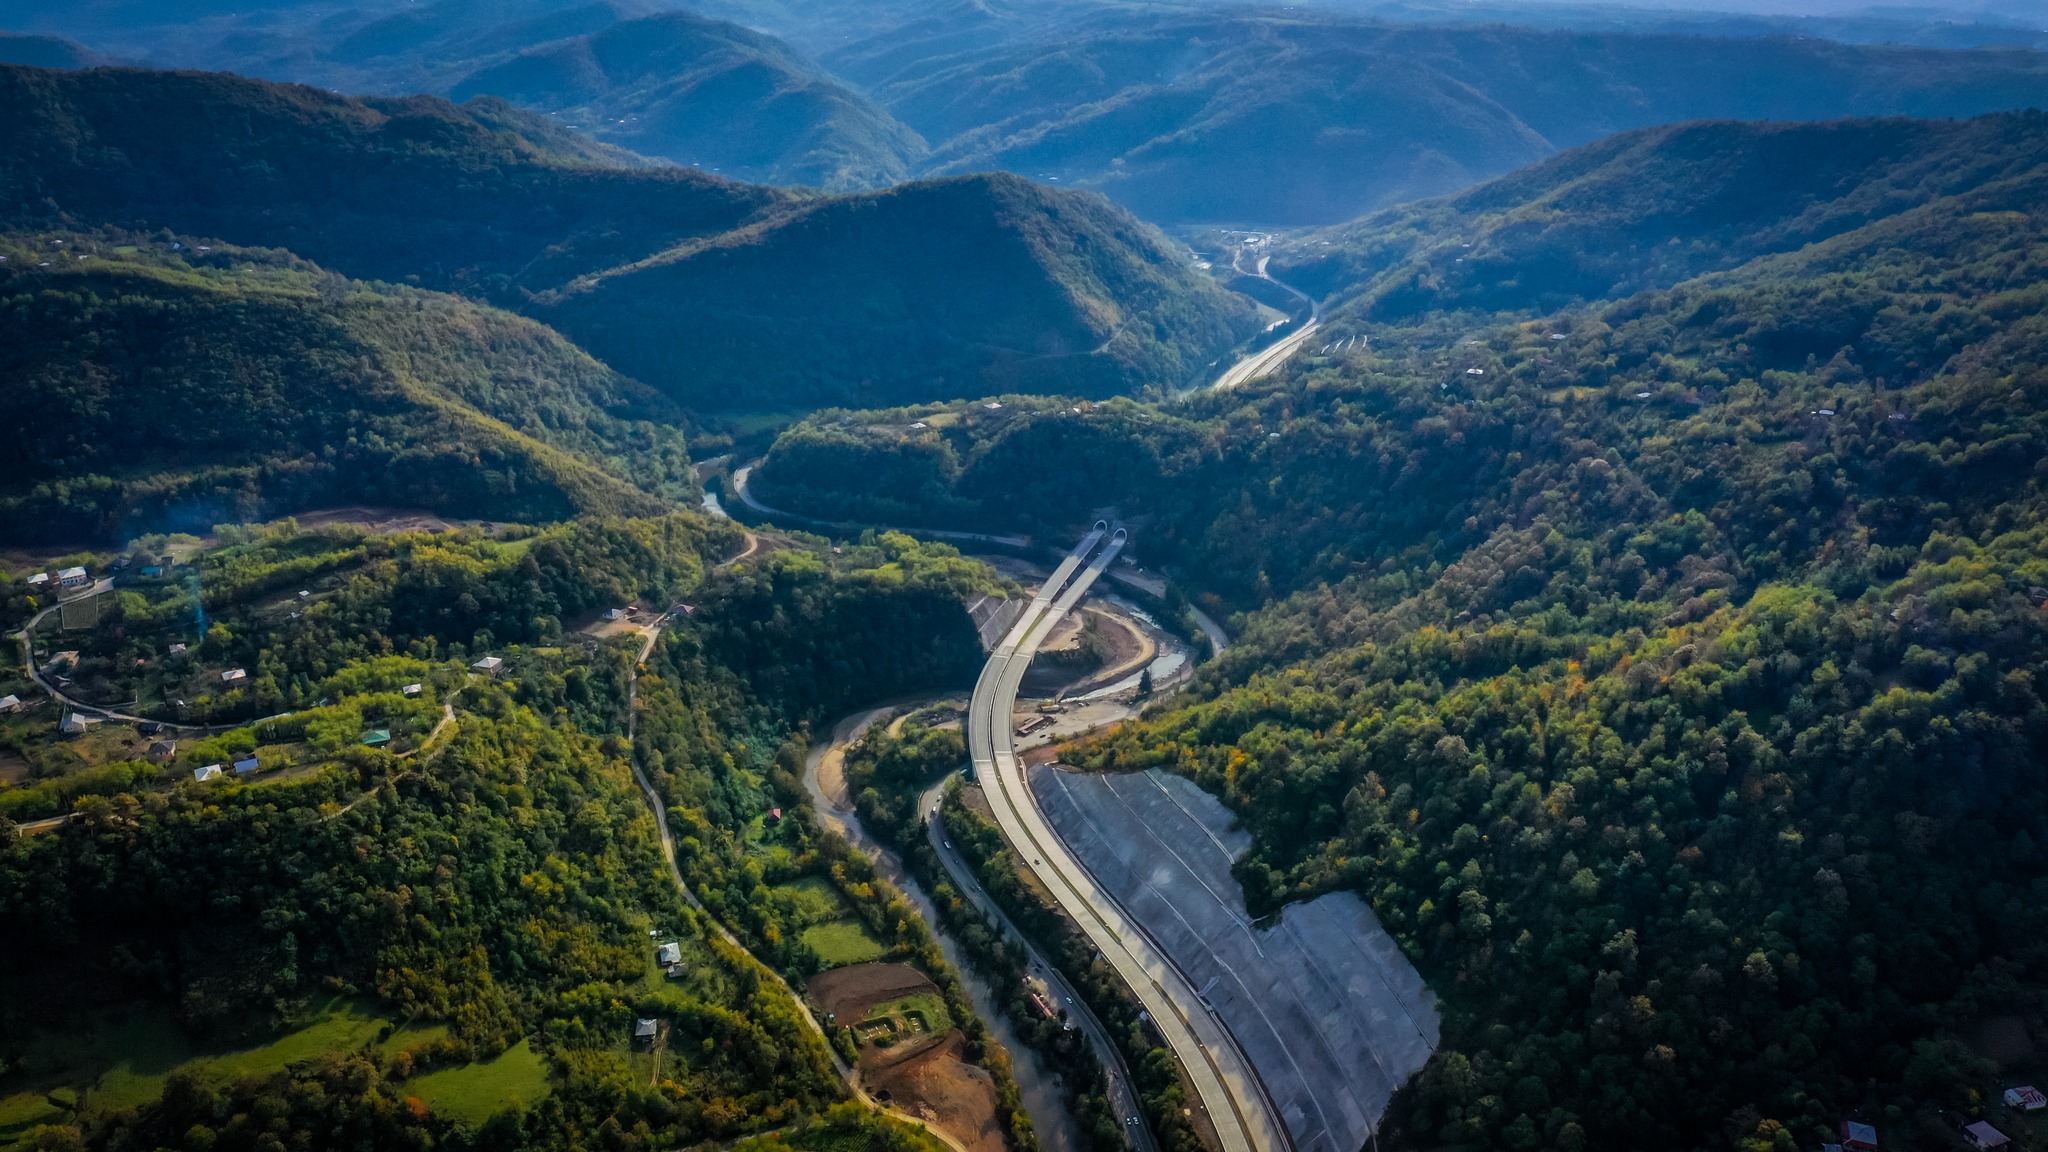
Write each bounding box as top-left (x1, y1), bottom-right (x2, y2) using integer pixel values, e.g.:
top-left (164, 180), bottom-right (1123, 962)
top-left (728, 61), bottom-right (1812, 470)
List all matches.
top-left (233, 756), bottom-right (261, 776)
top-left (0, 695), bottom-right (21, 713)
top-left (656, 941), bottom-right (682, 965)
top-left (1965, 1122), bottom-right (2010, 1151)
top-left (221, 668), bottom-right (248, 685)
top-left (193, 764), bottom-right (223, 782)
top-left (1841, 1121), bottom-right (1879, 1152)
top-left (401, 683), bottom-right (423, 697)
top-left (147, 740), bottom-right (177, 761)
top-left (60, 712), bottom-right (90, 736)
top-left (634, 1018), bottom-right (659, 1044)
top-left (472, 656), bottom-right (504, 676)
top-left (57, 566), bottom-right (88, 589)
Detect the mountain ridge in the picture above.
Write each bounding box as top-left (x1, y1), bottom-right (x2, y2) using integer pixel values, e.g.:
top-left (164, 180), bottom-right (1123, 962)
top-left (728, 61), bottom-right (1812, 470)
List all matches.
top-left (838, 12), bottom-right (2048, 223)
top-left (0, 234), bottom-right (689, 542)
top-left (0, 62), bottom-right (1257, 413)
top-left (1271, 110), bottom-right (2048, 317)
top-left (450, 10), bottom-right (928, 191)
top-left (537, 170), bottom-right (1259, 409)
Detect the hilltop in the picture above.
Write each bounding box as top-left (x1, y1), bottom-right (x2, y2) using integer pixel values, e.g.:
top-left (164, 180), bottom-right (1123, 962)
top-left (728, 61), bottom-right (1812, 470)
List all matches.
top-left (0, 64), bottom-right (790, 295)
top-left (0, 32), bottom-right (101, 70)
top-left (0, 234), bottom-right (688, 542)
top-left (0, 64), bottom-right (1253, 409)
top-left (832, 11), bottom-right (2048, 224)
top-left (537, 171), bottom-right (1258, 410)
top-left (1272, 112), bottom-right (2048, 317)
top-left (450, 10), bottom-right (927, 191)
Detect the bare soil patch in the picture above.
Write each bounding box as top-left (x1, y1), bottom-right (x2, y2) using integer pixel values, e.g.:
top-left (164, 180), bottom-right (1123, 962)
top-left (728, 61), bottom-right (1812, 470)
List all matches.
top-left (1063, 609), bottom-right (1152, 695)
top-left (289, 507), bottom-right (502, 536)
top-left (0, 751), bottom-right (31, 786)
top-left (1022, 608), bottom-right (1148, 696)
top-left (806, 962), bottom-right (935, 1023)
top-left (866, 1030), bottom-right (1006, 1152)
top-left (1967, 1013), bottom-right (2037, 1067)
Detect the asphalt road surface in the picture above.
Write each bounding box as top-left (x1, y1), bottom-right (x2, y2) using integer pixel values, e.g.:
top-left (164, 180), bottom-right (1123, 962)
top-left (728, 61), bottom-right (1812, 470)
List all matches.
top-left (919, 779), bottom-right (1160, 1152)
top-left (968, 526), bottom-right (1290, 1152)
top-left (1211, 256), bottom-right (1321, 392)
top-left (732, 463), bottom-right (1030, 548)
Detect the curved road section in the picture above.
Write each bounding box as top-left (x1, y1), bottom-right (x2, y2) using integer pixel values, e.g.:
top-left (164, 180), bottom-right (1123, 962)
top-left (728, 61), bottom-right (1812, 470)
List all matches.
top-left (968, 528), bottom-right (1289, 1152)
top-left (1210, 257), bottom-right (1321, 392)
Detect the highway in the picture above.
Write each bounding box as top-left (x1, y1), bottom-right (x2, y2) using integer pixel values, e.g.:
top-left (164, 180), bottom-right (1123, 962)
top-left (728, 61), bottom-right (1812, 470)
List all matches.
top-left (919, 779), bottom-right (1159, 1152)
top-left (732, 463), bottom-right (1031, 549)
top-left (967, 527), bottom-right (1289, 1152)
top-left (1211, 255), bottom-right (1321, 392)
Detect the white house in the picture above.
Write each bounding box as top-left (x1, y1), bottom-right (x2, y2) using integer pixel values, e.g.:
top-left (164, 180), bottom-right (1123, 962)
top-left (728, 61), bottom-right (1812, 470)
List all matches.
top-left (634, 1018), bottom-right (659, 1042)
top-left (193, 764), bottom-right (223, 782)
top-left (26, 572), bottom-right (49, 587)
top-left (57, 566), bottom-right (88, 589)
top-left (60, 712), bottom-right (90, 736)
top-left (656, 941), bottom-right (682, 965)
top-left (221, 668), bottom-right (248, 685)
top-left (472, 656), bottom-right (504, 676)
top-left (0, 695), bottom-right (20, 713)
top-left (1965, 1122), bottom-right (2010, 1151)
top-left (401, 683), bottom-right (423, 697)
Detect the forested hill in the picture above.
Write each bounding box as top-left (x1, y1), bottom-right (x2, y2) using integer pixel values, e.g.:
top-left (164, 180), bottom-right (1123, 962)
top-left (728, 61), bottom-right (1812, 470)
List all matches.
top-left (449, 10), bottom-right (928, 192)
top-left (1271, 112), bottom-right (2048, 318)
top-left (0, 63), bottom-right (1255, 409)
top-left (0, 32), bottom-right (99, 69)
top-left (0, 516), bottom-right (995, 1150)
top-left (833, 11), bottom-right (2048, 224)
top-left (0, 64), bottom-right (791, 295)
top-left (537, 171), bottom-right (1258, 410)
top-left (0, 234), bottom-right (689, 543)
top-left (750, 107), bottom-right (2048, 1149)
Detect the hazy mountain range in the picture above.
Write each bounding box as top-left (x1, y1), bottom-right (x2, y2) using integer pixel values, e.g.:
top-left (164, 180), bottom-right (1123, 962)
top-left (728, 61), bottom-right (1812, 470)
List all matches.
top-left (447, 10), bottom-right (927, 189)
top-left (11, 0), bottom-right (2048, 222)
top-left (0, 61), bottom-right (1245, 467)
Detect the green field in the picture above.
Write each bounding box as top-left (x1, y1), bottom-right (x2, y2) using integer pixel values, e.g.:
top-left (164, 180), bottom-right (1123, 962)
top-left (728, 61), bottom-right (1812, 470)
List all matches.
top-left (76, 999), bottom-right (387, 1113)
top-left (0, 996), bottom-right (463, 1131)
top-left (772, 876), bottom-right (849, 923)
top-left (800, 920), bottom-right (887, 967)
top-left (0, 1091), bottom-right (68, 1144)
top-left (405, 1038), bottom-right (550, 1125)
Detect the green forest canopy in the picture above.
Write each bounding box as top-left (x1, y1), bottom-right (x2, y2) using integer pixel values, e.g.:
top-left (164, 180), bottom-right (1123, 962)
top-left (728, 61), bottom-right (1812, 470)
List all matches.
top-left (753, 110), bottom-right (2048, 1151)
top-left (0, 516), bottom-right (999, 1152)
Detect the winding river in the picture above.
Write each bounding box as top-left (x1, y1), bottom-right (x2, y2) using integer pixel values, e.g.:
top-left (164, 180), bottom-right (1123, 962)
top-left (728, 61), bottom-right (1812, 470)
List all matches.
top-left (803, 705), bottom-right (1085, 1152)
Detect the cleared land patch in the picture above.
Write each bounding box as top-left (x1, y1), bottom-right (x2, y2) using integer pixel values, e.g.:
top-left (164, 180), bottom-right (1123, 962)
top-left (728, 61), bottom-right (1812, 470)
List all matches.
top-left (801, 919), bottom-right (888, 967)
top-left (1031, 763), bottom-right (1440, 1152)
top-left (406, 1038), bottom-right (550, 1124)
top-left (864, 1031), bottom-right (1005, 1152)
top-left (807, 961), bottom-right (935, 1025)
